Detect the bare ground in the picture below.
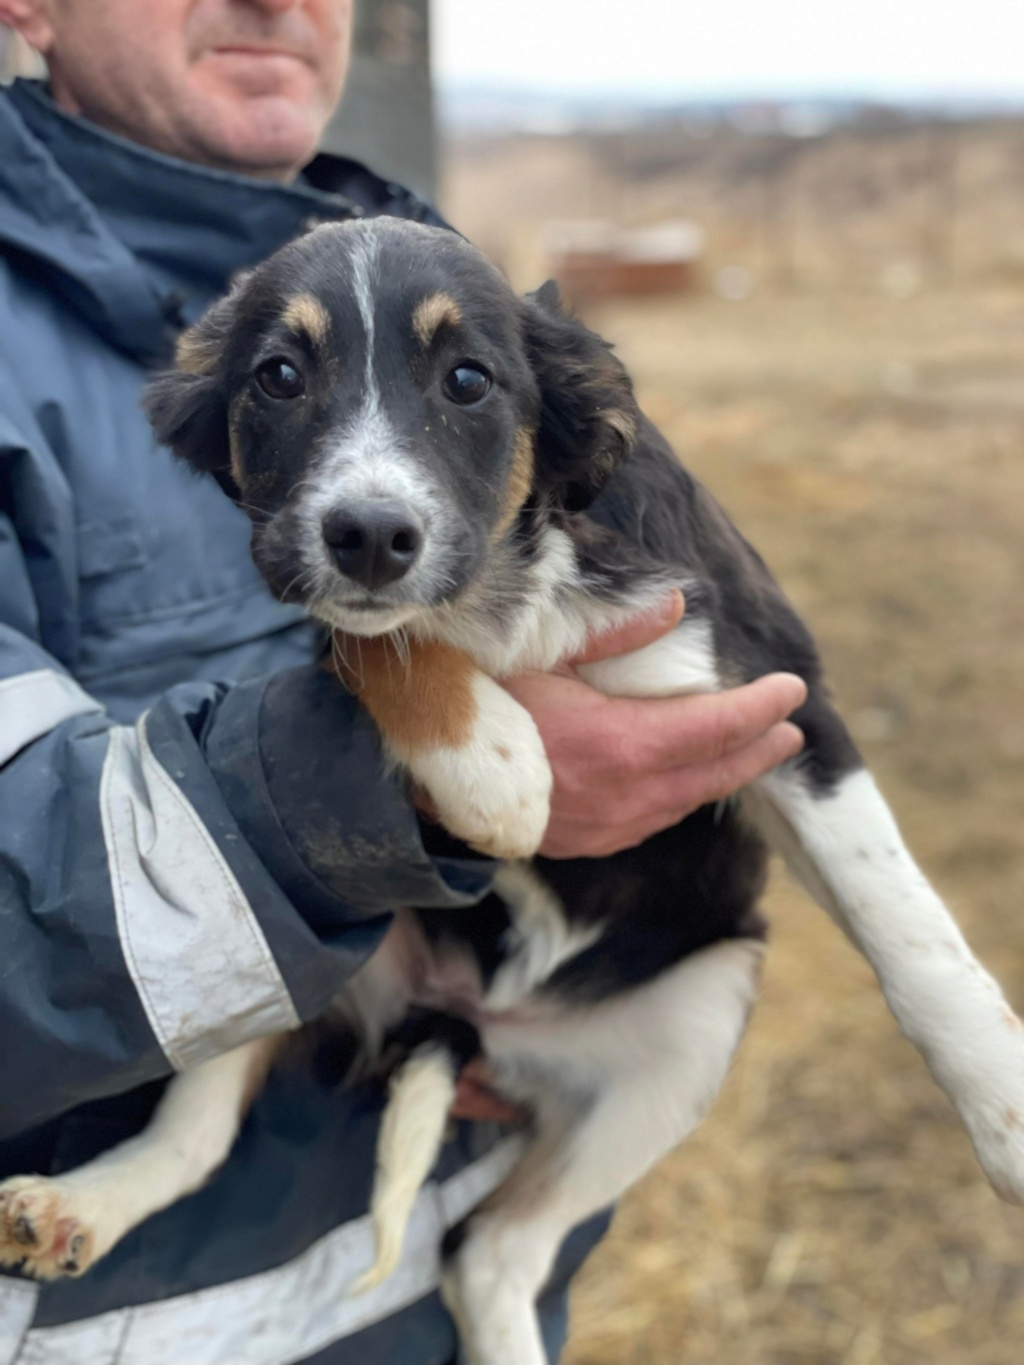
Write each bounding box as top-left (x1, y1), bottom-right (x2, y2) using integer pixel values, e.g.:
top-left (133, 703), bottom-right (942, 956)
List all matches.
top-left (555, 286), bottom-right (1024, 1365)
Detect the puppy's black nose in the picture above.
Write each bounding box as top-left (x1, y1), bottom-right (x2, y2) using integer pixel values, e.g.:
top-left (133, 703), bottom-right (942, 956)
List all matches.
top-left (322, 501), bottom-right (423, 590)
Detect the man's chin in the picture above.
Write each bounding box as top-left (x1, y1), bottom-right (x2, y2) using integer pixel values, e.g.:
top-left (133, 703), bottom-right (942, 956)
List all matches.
top-left (200, 50), bottom-right (313, 97)
top-left (183, 85), bottom-right (325, 179)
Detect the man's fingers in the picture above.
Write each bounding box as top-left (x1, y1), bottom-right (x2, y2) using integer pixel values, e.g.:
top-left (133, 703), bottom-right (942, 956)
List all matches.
top-left (555, 720), bottom-right (806, 858)
top-left (567, 589), bottom-right (685, 667)
top-left (627, 673), bottom-right (808, 773)
top-left (616, 719), bottom-right (804, 827)
top-left (662, 719), bottom-right (806, 811)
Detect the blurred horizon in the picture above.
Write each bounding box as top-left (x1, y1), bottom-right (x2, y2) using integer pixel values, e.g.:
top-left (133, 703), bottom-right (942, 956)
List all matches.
top-left (437, 84), bottom-right (1024, 139)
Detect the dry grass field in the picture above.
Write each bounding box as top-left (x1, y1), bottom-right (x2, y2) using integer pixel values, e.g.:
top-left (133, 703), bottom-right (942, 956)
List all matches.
top-left (444, 128), bottom-right (1024, 1364)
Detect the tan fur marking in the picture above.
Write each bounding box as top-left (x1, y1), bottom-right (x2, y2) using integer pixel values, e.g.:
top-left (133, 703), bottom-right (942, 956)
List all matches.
top-left (412, 292), bottom-right (463, 347)
top-left (602, 405), bottom-right (639, 448)
top-left (227, 396), bottom-right (251, 489)
top-left (175, 327), bottom-right (219, 376)
top-left (331, 634), bottom-right (478, 753)
top-left (229, 441), bottom-right (245, 491)
top-left (282, 292), bottom-right (331, 349)
top-left (493, 426), bottom-right (536, 538)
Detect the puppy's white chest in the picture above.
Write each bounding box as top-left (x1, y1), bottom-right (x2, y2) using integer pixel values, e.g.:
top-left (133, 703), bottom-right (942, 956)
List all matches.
top-left (575, 616), bottom-right (722, 699)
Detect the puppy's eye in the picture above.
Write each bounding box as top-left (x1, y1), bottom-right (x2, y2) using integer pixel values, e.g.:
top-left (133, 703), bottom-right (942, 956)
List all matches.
top-left (255, 358), bottom-right (305, 401)
top-left (443, 364), bottom-right (491, 406)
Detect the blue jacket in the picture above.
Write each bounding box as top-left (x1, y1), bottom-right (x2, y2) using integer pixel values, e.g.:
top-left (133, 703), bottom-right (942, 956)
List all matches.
top-left (0, 80), bottom-right (599, 1363)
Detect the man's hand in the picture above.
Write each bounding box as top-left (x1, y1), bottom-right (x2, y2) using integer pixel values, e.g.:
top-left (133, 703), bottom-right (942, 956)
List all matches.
top-left (503, 591), bottom-right (807, 859)
top-left (450, 1056), bottom-right (527, 1124)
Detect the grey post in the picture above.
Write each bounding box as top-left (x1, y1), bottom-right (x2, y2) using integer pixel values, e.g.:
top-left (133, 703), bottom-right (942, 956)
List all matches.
top-left (322, 0), bottom-right (436, 203)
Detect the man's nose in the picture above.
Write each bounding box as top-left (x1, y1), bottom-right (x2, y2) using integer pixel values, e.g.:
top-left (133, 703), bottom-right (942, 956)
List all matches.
top-left (322, 501), bottom-right (424, 591)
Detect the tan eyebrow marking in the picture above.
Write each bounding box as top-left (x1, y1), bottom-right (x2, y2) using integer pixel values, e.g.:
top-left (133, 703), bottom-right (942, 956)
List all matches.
top-left (175, 326), bottom-right (219, 376)
top-left (493, 426), bottom-right (536, 539)
top-left (412, 291), bottom-right (463, 347)
top-left (281, 292), bottom-right (331, 349)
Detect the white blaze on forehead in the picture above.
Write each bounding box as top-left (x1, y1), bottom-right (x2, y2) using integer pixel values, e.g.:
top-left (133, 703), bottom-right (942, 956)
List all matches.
top-left (314, 228), bottom-right (436, 508)
top-left (306, 228), bottom-right (436, 509)
top-left (287, 227), bottom-right (449, 609)
top-left (348, 229), bottom-right (382, 414)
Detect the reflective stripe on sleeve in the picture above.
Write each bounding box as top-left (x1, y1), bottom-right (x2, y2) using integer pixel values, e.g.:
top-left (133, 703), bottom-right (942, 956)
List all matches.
top-left (99, 716), bottom-right (301, 1072)
top-left (0, 669), bottom-right (104, 767)
top-left (7, 1139), bottom-right (523, 1365)
top-left (0, 1279), bottom-right (36, 1365)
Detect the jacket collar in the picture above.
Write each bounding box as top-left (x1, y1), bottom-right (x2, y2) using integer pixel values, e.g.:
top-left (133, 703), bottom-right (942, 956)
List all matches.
top-left (0, 80), bottom-right (368, 363)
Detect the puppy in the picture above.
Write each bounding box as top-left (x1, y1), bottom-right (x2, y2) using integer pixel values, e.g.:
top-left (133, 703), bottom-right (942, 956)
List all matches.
top-left (3, 218), bottom-right (1023, 1365)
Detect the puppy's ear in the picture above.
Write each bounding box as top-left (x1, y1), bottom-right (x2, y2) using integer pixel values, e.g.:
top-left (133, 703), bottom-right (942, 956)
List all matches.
top-left (521, 280), bottom-right (639, 511)
top-left (144, 283), bottom-right (246, 497)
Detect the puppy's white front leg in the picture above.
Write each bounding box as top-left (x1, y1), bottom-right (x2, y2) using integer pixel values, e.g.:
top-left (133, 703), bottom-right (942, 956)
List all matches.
top-left (334, 634), bottom-right (552, 860)
top-left (747, 767), bottom-right (1024, 1202)
top-left (401, 672), bottom-right (552, 860)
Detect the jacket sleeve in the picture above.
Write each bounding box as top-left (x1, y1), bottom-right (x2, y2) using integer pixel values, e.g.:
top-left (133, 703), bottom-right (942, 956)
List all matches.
top-left (0, 416), bottom-right (494, 1143)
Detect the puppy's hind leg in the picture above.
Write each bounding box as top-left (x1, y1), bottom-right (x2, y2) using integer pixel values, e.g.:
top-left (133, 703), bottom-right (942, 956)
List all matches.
top-left (444, 938), bottom-right (764, 1365)
top-left (0, 1036), bottom-right (280, 1279)
top-left (743, 695), bottom-right (1024, 1202)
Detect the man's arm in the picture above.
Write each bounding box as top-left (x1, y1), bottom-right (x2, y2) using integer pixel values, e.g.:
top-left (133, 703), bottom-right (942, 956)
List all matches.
top-left (0, 650), bottom-right (495, 1142)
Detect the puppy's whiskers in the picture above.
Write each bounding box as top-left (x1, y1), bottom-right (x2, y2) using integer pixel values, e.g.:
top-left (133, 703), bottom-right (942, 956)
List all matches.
top-left (277, 565), bottom-right (318, 603)
top-left (331, 629), bottom-right (364, 692)
top-left (387, 626), bottom-right (412, 673)
top-left (236, 502), bottom-right (273, 523)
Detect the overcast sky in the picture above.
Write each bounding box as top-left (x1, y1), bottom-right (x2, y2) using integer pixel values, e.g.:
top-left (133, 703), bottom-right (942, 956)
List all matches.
top-left (434, 0), bottom-right (1024, 102)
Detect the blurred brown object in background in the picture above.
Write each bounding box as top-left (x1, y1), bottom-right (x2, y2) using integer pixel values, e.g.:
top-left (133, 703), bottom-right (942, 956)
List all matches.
top-left (539, 218), bottom-right (704, 304)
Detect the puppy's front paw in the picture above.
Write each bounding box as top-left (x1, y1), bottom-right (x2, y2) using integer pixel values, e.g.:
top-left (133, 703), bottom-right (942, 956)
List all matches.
top-left (0, 1178), bottom-right (97, 1279)
top-left (407, 677), bottom-right (552, 859)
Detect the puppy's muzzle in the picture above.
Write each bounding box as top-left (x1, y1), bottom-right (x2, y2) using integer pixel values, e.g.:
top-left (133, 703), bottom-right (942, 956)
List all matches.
top-left (322, 499), bottom-right (424, 591)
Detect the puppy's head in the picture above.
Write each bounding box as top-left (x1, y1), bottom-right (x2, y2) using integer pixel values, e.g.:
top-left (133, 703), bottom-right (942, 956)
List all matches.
top-left (146, 218), bottom-right (638, 635)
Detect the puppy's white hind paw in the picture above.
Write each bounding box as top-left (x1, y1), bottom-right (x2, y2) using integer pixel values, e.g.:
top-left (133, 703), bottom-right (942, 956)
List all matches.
top-left (406, 676), bottom-right (552, 860)
top-left (960, 1015), bottom-right (1024, 1204)
top-left (0, 1177), bottom-right (97, 1279)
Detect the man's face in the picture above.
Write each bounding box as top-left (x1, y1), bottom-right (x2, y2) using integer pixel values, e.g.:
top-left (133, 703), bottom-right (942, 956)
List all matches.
top-left (5, 0), bottom-right (352, 180)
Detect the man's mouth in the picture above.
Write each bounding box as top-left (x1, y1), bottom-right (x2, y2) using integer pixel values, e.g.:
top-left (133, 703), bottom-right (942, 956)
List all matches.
top-left (205, 45), bottom-right (312, 79)
top-left (212, 46), bottom-right (305, 60)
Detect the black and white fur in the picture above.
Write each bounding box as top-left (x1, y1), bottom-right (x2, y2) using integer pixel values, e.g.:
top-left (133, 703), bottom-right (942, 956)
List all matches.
top-left (2, 219), bottom-right (1022, 1365)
